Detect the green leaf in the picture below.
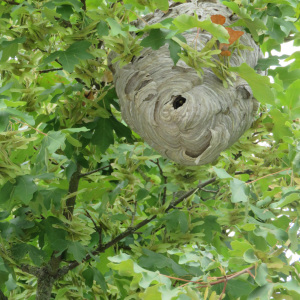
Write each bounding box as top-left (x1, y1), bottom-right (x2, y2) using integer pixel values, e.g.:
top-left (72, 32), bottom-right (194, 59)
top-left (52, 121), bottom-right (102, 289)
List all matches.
top-left (230, 178), bottom-right (248, 203)
top-left (107, 18), bottom-right (126, 37)
top-left (279, 79), bottom-right (300, 118)
top-left (136, 188), bottom-right (150, 201)
top-left (270, 192), bottom-right (300, 208)
top-left (42, 41), bottom-right (94, 72)
top-left (0, 111), bottom-right (9, 132)
top-left (269, 109), bottom-right (292, 141)
top-left (152, 0), bottom-right (168, 11)
top-left (255, 263), bottom-right (268, 286)
top-left (0, 37), bottom-right (26, 63)
top-left (168, 38), bottom-right (182, 65)
top-left (248, 283), bottom-right (274, 300)
top-left (286, 51), bottom-right (300, 71)
top-left (97, 20), bottom-right (109, 36)
top-left (255, 55), bottom-right (288, 71)
top-left (56, 5), bottom-right (73, 20)
top-left (191, 216), bottom-right (220, 243)
top-left (6, 107), bottom-right (35, 126)
top-left (243, 248), bottom-right (258, 263)
top-left (250, 205), bottom-right (275, 221)
top-left (68, 241), bottom-right (87, 262)
top-left (229, 63), bottom-right (275, 105)
top-left (28, 245), bottom-right (45, 266)
top-left (45, 131), bottom-right (66, 154)
top-left (230, 240), bottom-right (253, 257)
top-left (82, 267), bottom-right (94, 288)
top-left (110, 117), bottom-right (133, 142)
top-left (288, 219), bottom-right (299, 252)
top-left (254, 225), bottom-right (288, 242)
top-left (141, 29), bottom-right (170, 50)
top-left (14, 175), bottom-right (37, 205)
top-left (274, 280), bottom-right (300, 295)
top-left (40, 188), bottom-right (67, 210)
top-left (172, 14), bottom-right (229, 43)
top-left (268, 66), bottom-right (300, 89)
top-left (139, 249), bottom-right (188, 276)
top-left (5, 274), bottom-right (17, 291)
top-left (65, 133), bottom-right (82, 147)
top-left (213, 167), bottom-right (232, 179)
top-left (61, 41), bottom-right (94, 72)
top-left (226, 279), bottom-right (255, 298)
top-left (0, 181), bottom-right (14, 205)
top-left (160, 210), bottom-right (189, 233)
top-left (61, 127), bottom-right (89, 133)
top-left (139, 284), bottom-right (162, 300)
top-left (53, 0), bottom-right (83, 12)
top-left (44, 217), bottom-right (69, 252)
top-left (91, 117), bottom-right (114, 153)
top-left (93, 268), bottom-right (107, 293)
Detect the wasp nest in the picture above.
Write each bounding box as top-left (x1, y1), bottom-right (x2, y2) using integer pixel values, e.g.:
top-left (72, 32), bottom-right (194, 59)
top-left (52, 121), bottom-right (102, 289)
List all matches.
top-left (109, 1), bottom-right (261, 165)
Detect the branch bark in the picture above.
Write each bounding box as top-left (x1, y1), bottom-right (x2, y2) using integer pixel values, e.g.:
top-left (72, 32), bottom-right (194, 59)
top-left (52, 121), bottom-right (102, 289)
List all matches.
top-left (79, 165), bottom-right (110, 178)
top-left (36, 267), bottom-right (56, 300)
top-left (0, 289), bottom-right (8, 300)
top-left (39, 68), bottom-right (63, 74)
top-left (64, 163), bottom-right (82, 218)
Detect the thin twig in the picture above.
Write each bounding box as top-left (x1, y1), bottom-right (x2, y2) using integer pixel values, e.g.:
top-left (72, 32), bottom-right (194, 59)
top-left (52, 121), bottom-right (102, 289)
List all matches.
top-left (85, 210), bottom-right (102, 245)
top-left (39, 68), bottom-right (63, 74)
top-left (150, 159), bottom-right (167, 204)
top-left (11, 118), bottom-right (47, 136)
top-left (3, 0), bottom-right (20, 5)
top-left (246, 168), bottom-right (291, 185)
top-left (79, 165), bottom-right (110, 178)
top-left (64, 163), bottom-right (82, 219)
top-left (131, 201), bottom-right (138, 226)
top-left (200, 188), bottom-right (218, 193)
top-left (0, 289), bottom-right (8, 300)
top-left (80, 0), bottom-right (86, 11)
top-left (20, 264), bottom-right (40, 277)
top-left (219, 276), bottom-right (227, 300)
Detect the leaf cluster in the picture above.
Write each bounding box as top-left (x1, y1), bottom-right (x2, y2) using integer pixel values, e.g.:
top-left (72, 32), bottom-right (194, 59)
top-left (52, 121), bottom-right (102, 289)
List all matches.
top-left (0, 0), bottom-right (299, 299)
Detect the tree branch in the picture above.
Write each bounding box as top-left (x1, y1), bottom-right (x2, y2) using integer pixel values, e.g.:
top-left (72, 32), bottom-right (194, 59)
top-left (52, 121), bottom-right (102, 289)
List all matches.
top-left (79, 165), bottom-right (110, 178)
top-left (0, 289), bottom-right (8, 300)
top-left (20, 264), bottom-right (40, 277)
top-left (151, 159), bottom-right (167, 205)
top-left (64, 163), bottom-right (82, 219)
top-left (131, 201), bottom-right (138, 226)
top-left (39, 68), bottom-right (63, 74)
top-left (85, 210), bottom-right (103, 246)
top-left (80, 0), bottom-right (86, 11)
top-left (3, 0), bottom-right (20, 5)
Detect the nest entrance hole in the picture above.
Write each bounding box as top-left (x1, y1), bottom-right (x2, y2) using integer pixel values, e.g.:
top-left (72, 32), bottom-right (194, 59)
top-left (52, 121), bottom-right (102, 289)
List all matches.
top-left (173, 95), bottom-right (186, 109)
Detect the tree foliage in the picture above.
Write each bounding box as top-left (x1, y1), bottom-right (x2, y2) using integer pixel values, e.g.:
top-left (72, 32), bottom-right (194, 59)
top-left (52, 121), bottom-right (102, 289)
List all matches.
top-left (0, 0), bottom-right (300, 299)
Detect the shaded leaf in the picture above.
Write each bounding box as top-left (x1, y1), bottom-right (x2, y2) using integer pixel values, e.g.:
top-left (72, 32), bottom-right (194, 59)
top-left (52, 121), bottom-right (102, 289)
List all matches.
top-left (14, 175), bottom-right (37, 205)
top-left (230, 178), bottom-right (248, 203)
top-left (68, 241), bottom-right (87, 263)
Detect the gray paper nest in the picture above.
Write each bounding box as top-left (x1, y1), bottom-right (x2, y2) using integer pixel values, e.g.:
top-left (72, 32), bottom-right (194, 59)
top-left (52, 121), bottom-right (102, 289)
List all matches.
top-left (109, 1), bottom-right (261, 166)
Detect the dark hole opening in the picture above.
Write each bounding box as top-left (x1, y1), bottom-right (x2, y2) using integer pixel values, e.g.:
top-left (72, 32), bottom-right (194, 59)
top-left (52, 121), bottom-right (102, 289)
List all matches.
top-left (173, 95), bottom-right (186, 109)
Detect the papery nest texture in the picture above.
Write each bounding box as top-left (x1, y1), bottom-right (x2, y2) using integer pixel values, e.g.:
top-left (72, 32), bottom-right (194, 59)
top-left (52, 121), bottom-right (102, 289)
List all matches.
top-left (109, 0), bottom-right (261, 166)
